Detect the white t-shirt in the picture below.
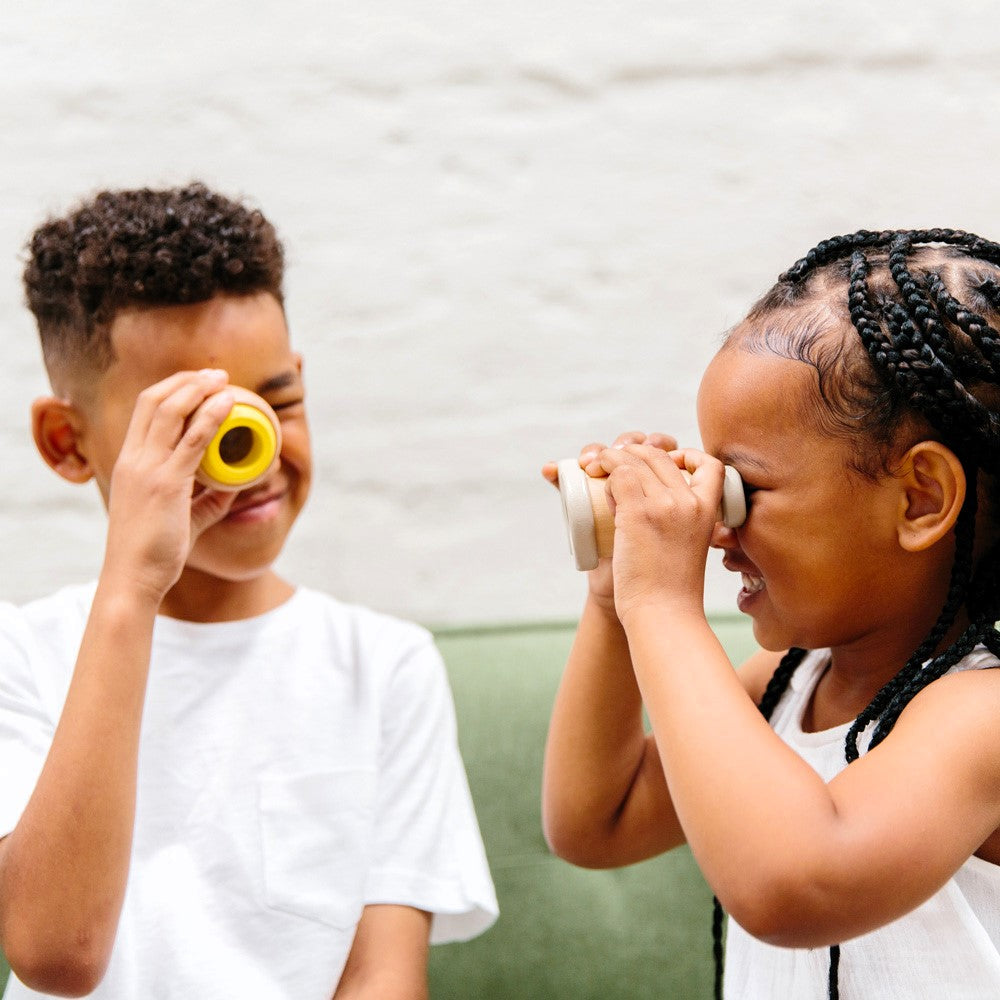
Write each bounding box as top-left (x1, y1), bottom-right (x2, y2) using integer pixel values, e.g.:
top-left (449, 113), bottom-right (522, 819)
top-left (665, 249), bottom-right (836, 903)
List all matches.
top-left (0, 583), bottom-right (498, 999)
top-left (724, 647), bottom-right (1000, 1000)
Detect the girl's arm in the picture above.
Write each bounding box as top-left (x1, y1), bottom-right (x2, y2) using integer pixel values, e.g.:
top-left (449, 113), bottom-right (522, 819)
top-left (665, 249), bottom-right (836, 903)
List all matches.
top-left (606, 442), bottom-right (1000, 947)
top-left (542, 434), bottom-right (775, 869)
top-left (542, 587), bottom-right (682, 868)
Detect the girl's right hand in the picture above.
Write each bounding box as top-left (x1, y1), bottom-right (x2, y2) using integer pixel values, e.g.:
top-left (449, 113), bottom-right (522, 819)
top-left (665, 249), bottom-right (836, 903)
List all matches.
top-left (102, 369), bottom-right (238, 605)
top-left (543, 431), bottom-right (678, 612)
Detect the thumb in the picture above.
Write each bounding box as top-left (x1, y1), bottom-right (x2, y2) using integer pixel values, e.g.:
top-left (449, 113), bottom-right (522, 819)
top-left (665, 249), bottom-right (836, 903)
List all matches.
top-left (190, 488), bottom-right (237, 541)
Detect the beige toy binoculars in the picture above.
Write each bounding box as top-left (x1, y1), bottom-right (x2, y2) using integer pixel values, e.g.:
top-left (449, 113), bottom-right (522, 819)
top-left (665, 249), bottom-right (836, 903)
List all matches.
top-left (196, 387), bottom-right (282, 492)
top-left (555, 458), bottom-right (747, 571)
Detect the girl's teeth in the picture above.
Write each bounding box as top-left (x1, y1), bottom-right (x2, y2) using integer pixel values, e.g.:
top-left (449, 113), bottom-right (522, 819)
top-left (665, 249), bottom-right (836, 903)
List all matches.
top-left (741, 573), bottom-right (765, 595)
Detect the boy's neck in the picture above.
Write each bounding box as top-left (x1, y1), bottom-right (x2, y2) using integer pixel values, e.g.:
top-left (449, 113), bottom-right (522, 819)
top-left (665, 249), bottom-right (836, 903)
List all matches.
top-left (158, 568), bottom-right (295, 623)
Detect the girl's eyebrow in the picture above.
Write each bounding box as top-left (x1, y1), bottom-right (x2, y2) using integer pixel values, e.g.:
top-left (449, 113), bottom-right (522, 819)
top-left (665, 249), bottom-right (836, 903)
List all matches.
top-left (718, 448), bottom-right (773, 475)
top-left (254, 370), bottom-right (301, 395)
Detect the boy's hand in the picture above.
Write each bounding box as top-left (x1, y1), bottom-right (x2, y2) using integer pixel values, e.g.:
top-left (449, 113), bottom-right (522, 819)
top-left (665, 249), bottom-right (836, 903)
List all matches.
top-left (102, 369), bottom-right (237, 605)
top-left (543, 432), bottom-right (677, 613)
top-left (596, 444), bottom-right (723, 623)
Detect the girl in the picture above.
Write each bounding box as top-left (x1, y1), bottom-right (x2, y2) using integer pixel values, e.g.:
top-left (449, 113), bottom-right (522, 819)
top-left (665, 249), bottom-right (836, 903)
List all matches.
top-left (542, 230), bottom-right (1000, 999)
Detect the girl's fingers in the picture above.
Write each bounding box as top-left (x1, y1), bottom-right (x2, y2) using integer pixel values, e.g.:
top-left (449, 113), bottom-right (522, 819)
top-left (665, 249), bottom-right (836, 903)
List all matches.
top-left (601, 444), bottom-right (710, 493)
top-left (645, 432), bottom-right (678, 451)
top-left (544, 432), bottom-right (680, 486)
top-left (579, 441), bottom-right (609, 478)
top-left (609, 430), bottom-right (649, 452)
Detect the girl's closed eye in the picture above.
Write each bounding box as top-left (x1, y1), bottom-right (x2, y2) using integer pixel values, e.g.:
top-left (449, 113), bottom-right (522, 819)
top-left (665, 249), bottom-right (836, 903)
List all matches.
top-left (740, 480), bottom-right (761, 505)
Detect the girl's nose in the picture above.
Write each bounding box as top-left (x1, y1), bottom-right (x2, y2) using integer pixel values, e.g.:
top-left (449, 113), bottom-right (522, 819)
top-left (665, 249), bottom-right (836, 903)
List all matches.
top-left (710, 522), bottom-right (739, 550)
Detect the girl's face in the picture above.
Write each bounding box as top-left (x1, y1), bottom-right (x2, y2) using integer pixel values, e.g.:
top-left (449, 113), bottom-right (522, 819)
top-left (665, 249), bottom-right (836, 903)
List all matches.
top-left (697, 338), bottom-right (944, 657)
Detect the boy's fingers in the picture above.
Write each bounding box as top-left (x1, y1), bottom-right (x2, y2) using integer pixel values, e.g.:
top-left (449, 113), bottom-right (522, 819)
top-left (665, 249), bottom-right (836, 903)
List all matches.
top-left (126, 370), bottom-right (229, 446)
top-left (190, 487), bottom-right (237, 538)
top-left (168, 390), bottom-right (235, 469)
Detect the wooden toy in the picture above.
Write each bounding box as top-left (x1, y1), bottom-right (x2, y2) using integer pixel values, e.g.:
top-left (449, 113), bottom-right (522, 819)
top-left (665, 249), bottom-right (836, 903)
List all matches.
top-left (555, 458), bottom-right (747, 571)
top-left (196, 387), bottom-right (281, 491)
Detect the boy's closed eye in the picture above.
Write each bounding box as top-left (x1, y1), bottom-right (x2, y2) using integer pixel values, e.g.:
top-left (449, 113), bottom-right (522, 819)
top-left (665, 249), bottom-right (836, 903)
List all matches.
top-left (269, 398), bottom-right (305, 413)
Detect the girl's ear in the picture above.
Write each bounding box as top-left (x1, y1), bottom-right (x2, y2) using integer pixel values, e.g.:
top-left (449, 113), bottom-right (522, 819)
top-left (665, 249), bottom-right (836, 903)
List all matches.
top-left (31, 397), bottom-right (94, 484)
top-left (895, 440), bottom-right (966, 552)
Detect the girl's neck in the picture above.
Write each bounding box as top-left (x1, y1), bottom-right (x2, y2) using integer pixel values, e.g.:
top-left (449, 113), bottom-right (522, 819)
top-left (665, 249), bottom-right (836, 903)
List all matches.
top-left (805, 611), bottom-right (972, 732)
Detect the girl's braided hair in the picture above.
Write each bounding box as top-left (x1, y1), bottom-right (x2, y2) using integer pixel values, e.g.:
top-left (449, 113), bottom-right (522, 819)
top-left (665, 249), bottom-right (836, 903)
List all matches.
top-left (710, 229), bottom-right (1000, 1000)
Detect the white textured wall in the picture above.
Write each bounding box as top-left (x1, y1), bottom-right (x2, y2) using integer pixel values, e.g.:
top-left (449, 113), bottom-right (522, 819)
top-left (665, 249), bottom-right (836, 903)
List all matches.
top-left (2, 2), bottom-right (1000, 625)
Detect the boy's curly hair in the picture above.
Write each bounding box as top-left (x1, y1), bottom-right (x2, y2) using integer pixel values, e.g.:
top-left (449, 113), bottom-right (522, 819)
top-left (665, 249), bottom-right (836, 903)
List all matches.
top-left (24, 182), bottom-right (285, 381)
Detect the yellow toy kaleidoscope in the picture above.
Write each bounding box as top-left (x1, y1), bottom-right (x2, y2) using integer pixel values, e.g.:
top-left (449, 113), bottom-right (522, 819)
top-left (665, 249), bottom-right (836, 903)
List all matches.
top-left (196, 387), bottom-right (281, 492)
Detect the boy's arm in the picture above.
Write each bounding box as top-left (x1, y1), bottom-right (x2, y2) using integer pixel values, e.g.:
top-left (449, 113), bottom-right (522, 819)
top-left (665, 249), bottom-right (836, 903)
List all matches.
top-left (0, 371), bottom-right (234, 996)
top-left (332, 904), bottom-right (431, 1000)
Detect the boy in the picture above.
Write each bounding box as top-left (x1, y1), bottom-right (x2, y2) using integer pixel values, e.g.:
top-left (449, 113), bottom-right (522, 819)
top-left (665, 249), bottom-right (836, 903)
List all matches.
top-left (0, 183), bottom-right (497, 999)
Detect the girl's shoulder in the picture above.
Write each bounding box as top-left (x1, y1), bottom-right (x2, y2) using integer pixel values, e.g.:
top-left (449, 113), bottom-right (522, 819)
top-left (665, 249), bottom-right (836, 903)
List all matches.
top-left (893, 653), bottom-right (1000, 764)
top-left (912, 649), bottom-right (1000, 707)
top-left (735, 647), bottom-right (788, 704)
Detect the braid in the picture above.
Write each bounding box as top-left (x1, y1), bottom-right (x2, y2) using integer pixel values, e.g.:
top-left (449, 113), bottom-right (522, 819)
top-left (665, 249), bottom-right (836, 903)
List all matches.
top-left (924, 272), bottom-right (1000, 382)
top-left (711, 897), bottom-right (724, 1000)
top-left (968, 539), bottom-right (1000, 625)
top-left (757, 647), bottom-right (808, 721)
top-left (781, 228), bottom-right (1000, 283)
top-left (846, 485), bottom-right (978, 760)
top-left (711, 647), bottom-right (807, 996)
top-left (828, 944), bottom-right (842, 1000)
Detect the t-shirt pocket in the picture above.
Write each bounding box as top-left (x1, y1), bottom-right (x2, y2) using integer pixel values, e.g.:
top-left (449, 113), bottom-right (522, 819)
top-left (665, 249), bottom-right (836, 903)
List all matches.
top-left (258, 768), bottom-right (375, 929)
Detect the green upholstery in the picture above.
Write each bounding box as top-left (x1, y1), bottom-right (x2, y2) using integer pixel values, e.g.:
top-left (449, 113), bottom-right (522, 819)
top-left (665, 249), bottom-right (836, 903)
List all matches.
top-left (0, 616), bottom-right (757, 999)
top-left (429, 617), bottom-right (758, 1000)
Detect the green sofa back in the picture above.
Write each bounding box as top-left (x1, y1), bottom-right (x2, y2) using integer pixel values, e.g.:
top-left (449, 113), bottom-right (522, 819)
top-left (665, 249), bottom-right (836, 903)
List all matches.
top-left (429, 617), bottom-right (757, 1000)
top-left (0, 616), bottom-right (757, 999)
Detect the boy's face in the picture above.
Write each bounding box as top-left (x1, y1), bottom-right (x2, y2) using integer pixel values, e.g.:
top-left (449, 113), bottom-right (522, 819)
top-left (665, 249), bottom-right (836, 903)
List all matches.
top-left (78, 292), bottom-right (310, 586)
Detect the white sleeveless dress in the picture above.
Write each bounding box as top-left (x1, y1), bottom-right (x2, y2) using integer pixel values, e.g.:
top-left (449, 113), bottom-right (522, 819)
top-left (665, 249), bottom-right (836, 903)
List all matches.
top-left (724, 648), bottom-right (1000, 999)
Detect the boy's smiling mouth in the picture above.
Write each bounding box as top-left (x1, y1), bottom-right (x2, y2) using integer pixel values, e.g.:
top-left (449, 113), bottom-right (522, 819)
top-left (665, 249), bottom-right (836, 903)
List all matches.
top-left (225, 486), bottom-right (285, 523)
top-left (741, 573), bottom-right (765, 596)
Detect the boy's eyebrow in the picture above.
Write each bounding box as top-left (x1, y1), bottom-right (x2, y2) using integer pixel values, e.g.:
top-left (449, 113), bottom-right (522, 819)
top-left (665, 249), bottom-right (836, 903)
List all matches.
top-left (254, 370), bottom-right (301, 395)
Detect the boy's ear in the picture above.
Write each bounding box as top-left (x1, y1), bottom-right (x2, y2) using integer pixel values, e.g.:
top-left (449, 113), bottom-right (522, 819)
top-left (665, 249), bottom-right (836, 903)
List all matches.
top-left (895, 440), bottom-right (966, 552)
top-left (31, 397), bottom-right (94, 484)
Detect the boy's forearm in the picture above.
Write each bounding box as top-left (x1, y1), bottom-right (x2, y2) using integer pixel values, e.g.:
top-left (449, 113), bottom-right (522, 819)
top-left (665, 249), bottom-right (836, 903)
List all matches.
top-left (0, 578), bottom-right (159, 994)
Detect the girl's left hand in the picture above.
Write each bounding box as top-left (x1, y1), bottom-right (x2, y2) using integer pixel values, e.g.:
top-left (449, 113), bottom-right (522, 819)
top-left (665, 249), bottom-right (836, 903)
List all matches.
top-left (598, 444), bottom-right (726, 623)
